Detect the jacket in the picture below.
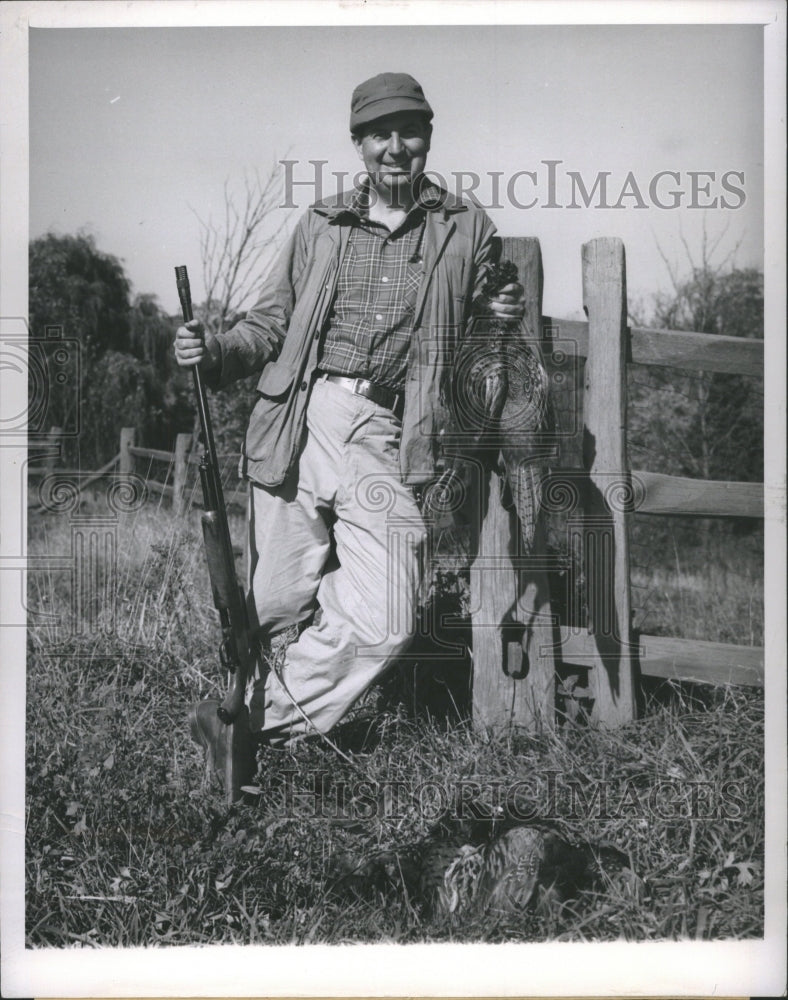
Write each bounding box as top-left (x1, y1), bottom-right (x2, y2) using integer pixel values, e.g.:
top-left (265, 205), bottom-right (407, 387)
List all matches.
top-left (205, 185), bottom-right (499, 488)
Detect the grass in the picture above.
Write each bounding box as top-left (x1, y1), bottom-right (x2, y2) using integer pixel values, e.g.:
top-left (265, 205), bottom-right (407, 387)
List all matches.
top-left (629, 515), bottom-right (764, 645)
top-left (24, 496), bottom-right (764, 946)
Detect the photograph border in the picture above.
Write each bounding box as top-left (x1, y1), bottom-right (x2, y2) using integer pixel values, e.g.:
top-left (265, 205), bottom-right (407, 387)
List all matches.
top-left (1, 1), bottom-right (785, 997)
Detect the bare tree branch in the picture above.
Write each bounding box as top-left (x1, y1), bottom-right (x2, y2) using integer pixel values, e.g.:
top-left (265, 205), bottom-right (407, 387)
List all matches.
top-left (190, 161), bottom-right (293, 336)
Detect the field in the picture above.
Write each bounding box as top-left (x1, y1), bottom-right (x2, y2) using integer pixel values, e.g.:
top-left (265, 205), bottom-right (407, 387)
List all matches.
top-left (24, 495), bottom-right (764, 946)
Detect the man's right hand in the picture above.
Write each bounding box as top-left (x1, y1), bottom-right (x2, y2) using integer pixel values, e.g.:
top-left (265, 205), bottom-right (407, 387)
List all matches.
top-left (175, 319), bottom-right (217, 369)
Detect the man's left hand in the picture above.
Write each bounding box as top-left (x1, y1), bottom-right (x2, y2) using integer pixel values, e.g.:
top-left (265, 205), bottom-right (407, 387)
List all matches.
top-left (485, 282), bottom-right (525, 322)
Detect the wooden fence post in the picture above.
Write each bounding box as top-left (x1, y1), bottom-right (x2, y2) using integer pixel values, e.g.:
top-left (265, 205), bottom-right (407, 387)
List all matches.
top-left (172, 432), bottom-right (192, 515)
top-left (470, 237), bottom-right (556, 732)
top-left (581, 238), bottom-right (637, 725)
top-left (119, 427), bottom-right (136, 476)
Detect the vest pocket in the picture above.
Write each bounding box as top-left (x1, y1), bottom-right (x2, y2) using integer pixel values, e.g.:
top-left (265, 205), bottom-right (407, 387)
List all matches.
top-left (256, 361), bottom-right (297, 400)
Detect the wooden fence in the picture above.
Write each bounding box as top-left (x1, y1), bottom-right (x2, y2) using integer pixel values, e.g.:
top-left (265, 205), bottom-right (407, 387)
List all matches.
top-left (28, 426), bottom-right (246, 515)
top-left (28, 235), bottom-right (764, 728)
top-left (471, 236), bottom-right (764, 732)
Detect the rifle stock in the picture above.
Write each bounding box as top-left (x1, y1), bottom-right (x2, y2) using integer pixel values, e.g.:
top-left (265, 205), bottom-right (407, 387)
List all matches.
top-left (200, 510), bottom-right (249, 723)
top-left (175, 265), bottom-right (252, 802)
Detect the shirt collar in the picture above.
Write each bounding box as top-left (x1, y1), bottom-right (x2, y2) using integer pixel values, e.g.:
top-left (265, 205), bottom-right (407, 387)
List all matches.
top-left (313, 178), bottom-right (469, 222)
top-left (345, 177), bottom-right (441, 219)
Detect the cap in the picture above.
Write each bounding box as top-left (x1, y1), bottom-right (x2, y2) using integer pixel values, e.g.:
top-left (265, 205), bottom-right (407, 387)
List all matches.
top-left (350, 72), bottom-right (433, 132)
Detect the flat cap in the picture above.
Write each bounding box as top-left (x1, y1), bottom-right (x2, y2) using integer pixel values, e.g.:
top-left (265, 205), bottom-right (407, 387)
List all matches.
top-left (350, 72), bottom-right (433, 132)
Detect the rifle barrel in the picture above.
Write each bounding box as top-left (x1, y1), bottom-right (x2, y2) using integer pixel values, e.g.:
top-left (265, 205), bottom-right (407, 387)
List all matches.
top-left (175, 265), bottom-right (222, 479)
top-left (174, 266), bottom-right (251, 788)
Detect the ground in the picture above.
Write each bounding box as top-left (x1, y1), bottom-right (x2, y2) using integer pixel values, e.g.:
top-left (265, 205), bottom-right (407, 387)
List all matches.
top-left (24, 501), bottom-right (764, 945)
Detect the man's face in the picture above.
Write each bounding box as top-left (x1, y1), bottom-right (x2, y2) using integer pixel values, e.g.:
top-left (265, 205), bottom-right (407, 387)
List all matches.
top-left (352, 111), bottom-right (432, 202)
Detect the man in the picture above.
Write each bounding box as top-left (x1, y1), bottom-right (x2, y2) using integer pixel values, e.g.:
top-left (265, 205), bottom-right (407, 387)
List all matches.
top-left (175, 73), bottom-right (524, 776)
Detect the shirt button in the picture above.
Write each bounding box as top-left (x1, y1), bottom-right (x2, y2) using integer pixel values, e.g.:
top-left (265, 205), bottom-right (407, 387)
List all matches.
top-left (375, 314), bottom-right (383, 321)
top-left (300, 381), bottom-right (308, 391)
top-left (381, 276), bottom-right (389, 283)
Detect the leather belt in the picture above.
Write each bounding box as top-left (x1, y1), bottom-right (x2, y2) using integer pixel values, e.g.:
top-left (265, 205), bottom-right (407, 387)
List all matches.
top-left (317, 372), bottom-right (404, 416)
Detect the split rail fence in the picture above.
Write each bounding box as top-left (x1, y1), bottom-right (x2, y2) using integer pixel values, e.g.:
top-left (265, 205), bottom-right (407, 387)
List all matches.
top-left (28, 236), bottom-right (764, 728)
top-left (470, 236), bottom-right (763, 732)
top-left (29, 426), bottom-right (246, 516)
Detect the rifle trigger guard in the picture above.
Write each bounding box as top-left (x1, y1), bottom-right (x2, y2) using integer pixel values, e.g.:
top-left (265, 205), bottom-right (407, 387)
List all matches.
top-left (220, 639), bottom-right (235, 673)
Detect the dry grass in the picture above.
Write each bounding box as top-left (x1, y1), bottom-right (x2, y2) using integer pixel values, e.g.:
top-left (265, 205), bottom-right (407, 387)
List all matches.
top-left (24, 499), bottom-right (764, 946)
top-left (629, 515), bottom-right (764, 645)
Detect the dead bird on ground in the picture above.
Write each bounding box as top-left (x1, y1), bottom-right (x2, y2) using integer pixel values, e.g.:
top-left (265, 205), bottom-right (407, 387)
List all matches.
top-left (328, 794), bottom-right (636, 921)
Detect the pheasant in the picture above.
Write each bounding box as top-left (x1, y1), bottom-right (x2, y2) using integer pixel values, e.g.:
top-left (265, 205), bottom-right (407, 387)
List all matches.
top-left (330, 794), bottom-right (633, 922)
top-left (428, 260), bottom-right (551, 554)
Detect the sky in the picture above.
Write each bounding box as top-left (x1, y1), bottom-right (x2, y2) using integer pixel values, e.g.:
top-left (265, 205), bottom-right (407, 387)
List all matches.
top-left (29, 23), bottom-right (764, 320)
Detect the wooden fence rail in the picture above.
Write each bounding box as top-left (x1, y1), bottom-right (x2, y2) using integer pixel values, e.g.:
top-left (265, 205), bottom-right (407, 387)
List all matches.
top-left (631, 469), bottom-right (763, 519)
top-left (29, 426), bottom-right (246, 514)
top-left (543, 317), bottom-right (764, 376)
top-left (559, 629), bottom-right (764, 689)
top-left (120, 428), bottom-right (247, 514)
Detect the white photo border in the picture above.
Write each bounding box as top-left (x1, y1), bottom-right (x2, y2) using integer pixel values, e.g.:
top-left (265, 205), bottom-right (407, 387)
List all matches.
top-left (1, 1), bottom-right (785, 997)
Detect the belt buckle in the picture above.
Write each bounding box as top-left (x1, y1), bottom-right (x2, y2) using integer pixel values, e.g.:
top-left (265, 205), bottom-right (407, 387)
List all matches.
top-left (352, 377), bottom-right (364, 398)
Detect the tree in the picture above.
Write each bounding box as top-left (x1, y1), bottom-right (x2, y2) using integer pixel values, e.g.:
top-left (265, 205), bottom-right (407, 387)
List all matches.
top-left (81, 351), bottom-right (164, 466)
top-left (190, 165), bottom-right (292, 454)
top-left (194, 166), bottom-right (290, 337)
top-left (29, 232), bottom-right (133, 464)
top-left (29, 232), bottom-right (131, 358)
top-left (628, 234), bottom-right (763, 487)
top-left (654, 266), bottom-right (763, 343)
top-left (129, 293), bottom-right (175, 371)
top-left (28, 232), bottom-right (196, 465)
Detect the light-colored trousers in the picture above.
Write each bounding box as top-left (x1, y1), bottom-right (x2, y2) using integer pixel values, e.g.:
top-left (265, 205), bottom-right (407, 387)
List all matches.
top-left (246, 377), bottom-right (427, 742)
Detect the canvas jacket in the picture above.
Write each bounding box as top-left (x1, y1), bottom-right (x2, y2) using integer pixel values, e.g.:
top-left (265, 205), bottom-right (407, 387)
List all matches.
top-left (205, 185), bottom-right (499, 488)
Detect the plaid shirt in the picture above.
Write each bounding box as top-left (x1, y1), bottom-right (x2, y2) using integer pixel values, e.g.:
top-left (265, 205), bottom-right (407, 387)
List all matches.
top-left (319, 191), bottom-right (431, 391)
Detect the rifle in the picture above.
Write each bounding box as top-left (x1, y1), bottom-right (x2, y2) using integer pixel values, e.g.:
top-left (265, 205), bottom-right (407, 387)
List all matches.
top-left (175, 265), bottom-right (253, 804)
